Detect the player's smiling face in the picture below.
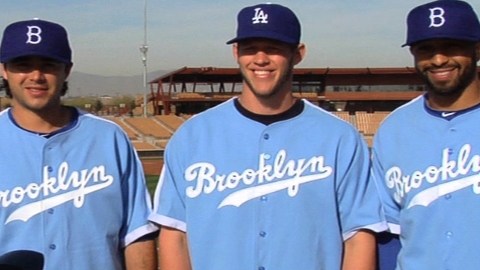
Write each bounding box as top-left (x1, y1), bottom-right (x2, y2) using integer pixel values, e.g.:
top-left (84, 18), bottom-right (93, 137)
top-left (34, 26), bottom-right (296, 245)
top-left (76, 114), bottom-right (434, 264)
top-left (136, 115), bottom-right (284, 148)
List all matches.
top-left (410, 39), bottom-right (479, 96)
top-left (1, 56), bottom-right (71, 113)
top-left (234, 38), bottom-right (304, 98)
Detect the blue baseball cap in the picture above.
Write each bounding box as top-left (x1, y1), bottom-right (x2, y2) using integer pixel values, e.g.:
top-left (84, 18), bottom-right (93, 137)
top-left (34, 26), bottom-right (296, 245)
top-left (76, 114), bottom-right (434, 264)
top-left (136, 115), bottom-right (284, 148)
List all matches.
top-left (226, 3), bottom-right (301, 45)
top-left (0, 19), bottom-right (72, 63)
top-left (403, 0), bottom-right (480, 47)
top-left (0, 250), bottom-right (44, 270)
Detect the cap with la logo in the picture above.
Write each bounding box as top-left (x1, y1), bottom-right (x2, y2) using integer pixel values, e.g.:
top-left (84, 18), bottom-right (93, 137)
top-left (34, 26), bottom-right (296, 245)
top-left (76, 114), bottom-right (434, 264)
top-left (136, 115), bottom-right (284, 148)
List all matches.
top-left (403, 0), bottom-right (480, 47)
top-left (226, 3), bottom-right (301, 45)
top-left (0, 18), bottom-right (72, 63)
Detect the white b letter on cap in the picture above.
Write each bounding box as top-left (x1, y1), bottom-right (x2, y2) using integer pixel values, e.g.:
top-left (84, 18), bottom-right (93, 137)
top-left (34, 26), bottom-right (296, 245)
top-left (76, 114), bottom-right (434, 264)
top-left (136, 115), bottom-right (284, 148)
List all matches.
top-left (252, 8), bottom-right (268, 24)
top-left (429, 7), bottom-right (446, 27)
top-left (26, 26), bottom-right (42, 44)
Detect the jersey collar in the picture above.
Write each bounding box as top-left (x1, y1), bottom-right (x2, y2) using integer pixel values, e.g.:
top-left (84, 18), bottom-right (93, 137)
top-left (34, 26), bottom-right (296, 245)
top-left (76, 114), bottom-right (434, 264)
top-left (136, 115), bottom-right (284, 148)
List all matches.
top-left (234, 98), bottom-right (304, 125)
top-left (8, 106), bottom-right (79, 138)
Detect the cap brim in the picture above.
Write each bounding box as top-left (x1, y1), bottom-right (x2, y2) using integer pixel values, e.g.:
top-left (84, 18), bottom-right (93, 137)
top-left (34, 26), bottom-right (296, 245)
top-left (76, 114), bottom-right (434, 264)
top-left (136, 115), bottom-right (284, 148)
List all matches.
top-left (1, 52), bottom-right (71, 64)
top-left (0, 250), bottom-right (44, 270)
top-left (226, 33), bottom-right (298, 45)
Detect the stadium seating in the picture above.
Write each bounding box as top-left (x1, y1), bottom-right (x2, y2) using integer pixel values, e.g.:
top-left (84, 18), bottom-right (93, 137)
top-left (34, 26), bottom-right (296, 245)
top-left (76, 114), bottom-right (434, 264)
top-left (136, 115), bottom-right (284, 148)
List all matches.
top-left (332, 111), bottom-right (351, 124)
top-left (105, 117), bottom-right (139, 140)
top-left (124, 117), bottom-right (172, 139)
top-left (131, 141), bottom-right (158, 150)
top-left (154, 115), bottom-right (185, 131)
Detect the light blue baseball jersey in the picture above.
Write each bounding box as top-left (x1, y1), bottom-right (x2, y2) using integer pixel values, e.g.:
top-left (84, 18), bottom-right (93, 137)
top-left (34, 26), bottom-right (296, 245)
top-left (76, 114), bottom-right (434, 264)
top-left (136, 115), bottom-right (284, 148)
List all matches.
top-left (372, 94), bottom-right (480, 269)
top-left (0, 107), bottom-right (157, 270)
top-left (150, 98), bottom-right (387, 270)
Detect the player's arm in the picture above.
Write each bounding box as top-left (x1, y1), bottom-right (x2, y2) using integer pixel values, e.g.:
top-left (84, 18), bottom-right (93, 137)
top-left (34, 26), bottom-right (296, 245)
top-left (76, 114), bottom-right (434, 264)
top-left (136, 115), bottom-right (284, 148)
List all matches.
top-left (342, 229), bottom-right (376, 270)
top-left (124, 236), bottom-right (158, 270)
top-left (158, 226), bottom-right (192, 270)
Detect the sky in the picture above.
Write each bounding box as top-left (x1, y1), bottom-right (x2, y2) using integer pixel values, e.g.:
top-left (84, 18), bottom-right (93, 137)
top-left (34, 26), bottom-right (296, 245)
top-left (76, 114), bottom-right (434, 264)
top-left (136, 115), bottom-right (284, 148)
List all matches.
top-left (1, 0), bottom-right (480, 77)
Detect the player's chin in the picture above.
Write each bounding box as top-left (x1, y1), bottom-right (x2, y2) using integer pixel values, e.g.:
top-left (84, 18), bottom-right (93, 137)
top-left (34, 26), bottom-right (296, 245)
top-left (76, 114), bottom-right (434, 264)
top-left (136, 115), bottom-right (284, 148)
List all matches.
top-left (428, 82), bottom-right (462, 96)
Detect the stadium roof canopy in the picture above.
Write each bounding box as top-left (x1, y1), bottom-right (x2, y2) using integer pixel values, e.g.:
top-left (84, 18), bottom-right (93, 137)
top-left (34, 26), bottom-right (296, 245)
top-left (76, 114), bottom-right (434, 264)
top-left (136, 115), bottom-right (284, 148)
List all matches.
top-left (149, 66), bottom-right (424, 90)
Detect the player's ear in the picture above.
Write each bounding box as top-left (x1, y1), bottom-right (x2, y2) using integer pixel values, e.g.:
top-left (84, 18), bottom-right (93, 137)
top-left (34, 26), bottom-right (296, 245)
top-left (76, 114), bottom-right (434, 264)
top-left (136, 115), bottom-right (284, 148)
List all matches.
top-left (1, 64), bottom-right (7, 80)
top-left (293, 43), bottom-right (306, 65)
top-left (474, 42), bottom-right (480, 62)
top-left (232, 43), bottom-right (239, 62)
top-left (64, 63), bottom-right (73, 78)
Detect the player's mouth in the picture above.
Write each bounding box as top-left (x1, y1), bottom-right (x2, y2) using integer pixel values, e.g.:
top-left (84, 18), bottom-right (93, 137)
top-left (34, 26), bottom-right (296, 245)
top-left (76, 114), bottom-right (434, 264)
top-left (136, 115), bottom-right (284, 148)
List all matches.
top-left (427, 67), bottom-right (458, 82)
top-left (253, 70), bottom-right (274, 78)
top-left (25, 86), bottom-right (49, 96)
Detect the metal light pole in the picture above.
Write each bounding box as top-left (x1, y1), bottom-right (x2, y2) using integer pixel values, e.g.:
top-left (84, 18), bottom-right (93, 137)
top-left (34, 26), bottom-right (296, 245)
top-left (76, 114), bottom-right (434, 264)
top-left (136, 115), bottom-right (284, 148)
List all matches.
top-left (139, 0), bottom-right (148, 117)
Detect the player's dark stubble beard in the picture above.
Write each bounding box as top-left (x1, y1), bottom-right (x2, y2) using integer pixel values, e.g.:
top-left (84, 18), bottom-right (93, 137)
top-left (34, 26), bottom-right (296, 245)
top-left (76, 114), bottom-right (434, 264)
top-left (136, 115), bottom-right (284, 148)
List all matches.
top-left (241, 56), bottom-right (295, 99)
top-left (418, 51), bottom-right (478, 97)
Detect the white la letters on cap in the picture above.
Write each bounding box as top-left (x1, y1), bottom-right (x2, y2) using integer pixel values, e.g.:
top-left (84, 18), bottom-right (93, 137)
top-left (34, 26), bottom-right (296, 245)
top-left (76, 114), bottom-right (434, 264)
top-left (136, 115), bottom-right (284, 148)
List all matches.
top-left (252, 8), bottom-right (268, 24)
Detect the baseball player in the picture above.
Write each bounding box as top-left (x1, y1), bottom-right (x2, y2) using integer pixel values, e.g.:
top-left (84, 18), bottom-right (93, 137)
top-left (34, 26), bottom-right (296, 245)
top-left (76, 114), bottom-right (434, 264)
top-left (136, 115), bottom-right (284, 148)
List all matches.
top-left (0, 19), bottom-right (158, 269)
top-left (372, 0), bottom-right (480, 269)
top-left (150, 3), bottom-right (387, 270)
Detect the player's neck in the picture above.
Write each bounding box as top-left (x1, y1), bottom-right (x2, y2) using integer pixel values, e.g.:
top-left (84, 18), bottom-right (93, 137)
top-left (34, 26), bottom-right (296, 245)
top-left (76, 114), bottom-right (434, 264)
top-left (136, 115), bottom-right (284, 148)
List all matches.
top-left (10, 105), bottom-right (73, 134)
top-left (239, 87), bottom-right (296, 115)
top-left (427, 79), bottom-right (480, 111)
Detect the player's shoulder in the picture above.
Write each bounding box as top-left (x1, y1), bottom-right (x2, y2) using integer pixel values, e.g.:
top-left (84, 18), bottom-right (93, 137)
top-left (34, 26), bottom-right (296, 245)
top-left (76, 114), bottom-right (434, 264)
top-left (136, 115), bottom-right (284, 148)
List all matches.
top-left (0, 108), bottom-right (9, 119)
top-left (176, 98), bottom-right (235, 128)
top-left (302, 100), bottom-right (359, 133)
top-left (75, 108), bottom-right (127, 134)
top-left (379, 94), bottom-right (424, 127)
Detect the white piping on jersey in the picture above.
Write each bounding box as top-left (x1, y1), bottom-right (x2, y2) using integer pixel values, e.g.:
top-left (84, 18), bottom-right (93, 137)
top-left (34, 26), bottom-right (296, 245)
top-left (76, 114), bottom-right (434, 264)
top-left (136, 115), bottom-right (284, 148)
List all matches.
top-left (1, 161), bottom-right (114, 224)
top-left (384, 144), bottom-right (480, 207)
top-left (184, 149), bottom-right (333, 208)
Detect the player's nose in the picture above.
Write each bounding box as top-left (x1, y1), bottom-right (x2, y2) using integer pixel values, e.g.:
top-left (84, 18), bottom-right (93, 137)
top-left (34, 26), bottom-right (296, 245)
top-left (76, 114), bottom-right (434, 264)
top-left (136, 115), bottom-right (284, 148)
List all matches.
top-left (29, 68), bottom-right (46, 82)
top-left (253, 51), bottom-right (270, 65)
top-left (430, 52), bottom-right (449, 67)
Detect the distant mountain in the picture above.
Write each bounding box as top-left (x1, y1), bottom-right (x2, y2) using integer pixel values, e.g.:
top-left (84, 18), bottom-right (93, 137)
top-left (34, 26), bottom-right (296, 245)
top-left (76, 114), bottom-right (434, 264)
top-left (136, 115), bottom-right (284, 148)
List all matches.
top-left (66, 70), bottom-right (171, 97)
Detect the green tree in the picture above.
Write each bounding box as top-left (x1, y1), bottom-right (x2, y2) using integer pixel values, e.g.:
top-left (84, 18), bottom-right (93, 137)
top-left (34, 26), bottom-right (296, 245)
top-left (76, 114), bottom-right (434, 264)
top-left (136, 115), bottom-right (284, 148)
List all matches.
top-left (94, 99), bottom-right (103, 112)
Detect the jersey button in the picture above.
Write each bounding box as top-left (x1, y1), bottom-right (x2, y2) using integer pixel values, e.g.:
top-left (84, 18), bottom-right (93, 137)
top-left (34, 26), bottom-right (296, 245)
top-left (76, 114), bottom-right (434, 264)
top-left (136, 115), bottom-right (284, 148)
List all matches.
top-left (263, 134), bottom-right (269, 140)
top-left (49, 244), bottom-right (56, 250)
top-left (445, 194), bottom-right (452, 200)
top-left (260, 196), bottom-right (268, 202)
top-left (264, 154), bottom-right (271, 160)
top-left (48, 209), bottom-right (54, 214)
top-left (259, 231), bottom-right (267, 237)
top-left (258, 267), bottom-right (265, 270)
top-left (446, 231), bottom-right (453, 238)
top-left (47, 166), bottom-right (53, 172)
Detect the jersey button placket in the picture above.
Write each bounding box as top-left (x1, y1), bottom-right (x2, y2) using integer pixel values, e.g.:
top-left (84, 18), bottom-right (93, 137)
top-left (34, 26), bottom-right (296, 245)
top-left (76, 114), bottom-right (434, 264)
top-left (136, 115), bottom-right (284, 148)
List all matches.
top-left (260, 153), bottom-right (270, 202)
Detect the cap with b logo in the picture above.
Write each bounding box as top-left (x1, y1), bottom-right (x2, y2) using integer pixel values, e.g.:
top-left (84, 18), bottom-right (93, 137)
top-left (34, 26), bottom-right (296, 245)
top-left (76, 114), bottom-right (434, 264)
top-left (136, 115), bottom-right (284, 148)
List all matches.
top-left (0, 19), bottom-right (72, 63)
top-left (403, 0), bottom-right (480, 46)
top-left (226, 3), bottom-right (301, 45)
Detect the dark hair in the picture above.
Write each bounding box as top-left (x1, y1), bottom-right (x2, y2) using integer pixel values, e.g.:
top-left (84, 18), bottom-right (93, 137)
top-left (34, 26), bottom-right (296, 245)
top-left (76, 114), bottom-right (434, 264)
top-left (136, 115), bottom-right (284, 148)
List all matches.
top-left (2, 79), bottom-right (69, 98)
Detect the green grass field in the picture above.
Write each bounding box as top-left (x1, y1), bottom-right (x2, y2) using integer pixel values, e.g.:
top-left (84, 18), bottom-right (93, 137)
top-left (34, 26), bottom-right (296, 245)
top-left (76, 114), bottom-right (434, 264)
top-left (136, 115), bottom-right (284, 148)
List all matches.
top-left (146, 175), bottom-right (159, 196)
